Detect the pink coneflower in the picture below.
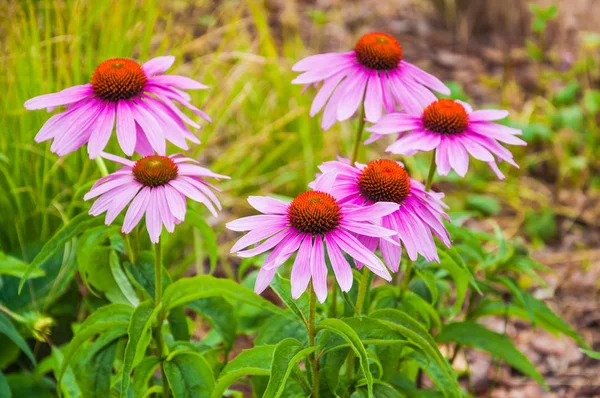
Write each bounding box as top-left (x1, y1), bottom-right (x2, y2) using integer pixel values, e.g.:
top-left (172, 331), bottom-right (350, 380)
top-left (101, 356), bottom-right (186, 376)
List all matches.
top-left (292, 32), bottom-right (450, 130)
top-left (226, 177), bottom-right (399, 302)
top-left (25, 56), bottom-right (210, 158)
top-left (366, 99), bottom-right (526, 179)
top-left (311, 159), bottom-right (451, 268)
top-left (83, 153), bottom-right (228, 243)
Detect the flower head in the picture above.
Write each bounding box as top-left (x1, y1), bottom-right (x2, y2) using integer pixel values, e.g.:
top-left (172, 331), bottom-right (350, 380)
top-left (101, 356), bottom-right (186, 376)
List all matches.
top-left (84, 152), bottom-right (228, 243)
top-left (226, 176), bottom-right (400, 303)
top-left (25, 56), bottom-right (211, 159)
top-left (292, 32), bottom-right (450, 130)
top-left (311, 158), bottom-right (451, 268)
top-left (366, 99), bottom-right (526, 179)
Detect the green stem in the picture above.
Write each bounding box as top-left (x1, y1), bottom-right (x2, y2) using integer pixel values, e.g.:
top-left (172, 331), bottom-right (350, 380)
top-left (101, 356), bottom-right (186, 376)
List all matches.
top-left (350, 106), bottom-right (366, 164)
top-left (153, 238), bottom-right (170, 398)
top-left (354, 267), bottom-right (370, 314)
top-left (94, 156), bottom-right (109, 177)
top-left (425, 149), bottom-right (437, 192)
top-left (329, 282), bottom-right (337, 318)
top-left (345, 267), bottom-right (370, 390)
top-left (399, 258), bottom-right (413, 297)
top-left (154, 239), bottom-right (163, 305)
top-left (308, 282), bottom-right (319, 398)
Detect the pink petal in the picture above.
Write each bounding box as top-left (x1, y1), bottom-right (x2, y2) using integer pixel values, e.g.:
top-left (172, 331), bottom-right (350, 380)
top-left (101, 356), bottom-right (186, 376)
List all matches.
top-left (24, 84), bottom-right (93, 110)
top-left (469, 109), bottom-right (509, 122)
top-left (122, 187), bottom-right (151, 234)
top-left (324, 234), bottom-right (353, 292)
top-left (88, 103), bottom-right (116, 159)
top-left (291, 235), bottom-right (312, 299)
top-left (310, 235), bottom-right (328, 303)
top-left (247, 196), bottom-right (289, 215)
top-left (142, 56), bottom-right (175, 76)
top-left (130, 104), bottom-right (165, 155)
top-left (447, 139), bottom-right (470, 177)
top-left (400, 61), bottom-right (450, 95)
top-left (164, 184), bottom-right (187, 221)
top-left (230, 223), bottom-right (287, 253)
top-left (149, 75), bottom-right (209, 90)
top-left (337, 70), bottom-right (368, 121)
top-left (364, 70), bottom-right (383, 122)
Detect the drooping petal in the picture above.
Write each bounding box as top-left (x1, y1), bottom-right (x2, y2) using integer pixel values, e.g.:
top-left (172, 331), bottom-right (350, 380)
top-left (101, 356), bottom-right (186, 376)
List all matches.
top-left (116, 101), bottom-right (137, 156)
top-left (291, 235), bottom-right (312, 299)
top-left (87, 102), bottom-right (116, 159)
top-left (311, 235), bottom-right (328, 303)
top-left (324, 234), bottom-right (353, 292)
top-left (122, 187), bottom-right (151, 234)
top-left (364, 70), bottom-right (383, 122)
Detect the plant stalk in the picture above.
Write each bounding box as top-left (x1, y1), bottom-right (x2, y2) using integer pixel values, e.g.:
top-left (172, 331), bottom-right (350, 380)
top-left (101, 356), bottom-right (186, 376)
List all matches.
top-left (399, 258), bottom-right (414, 297)
top-left (308, 282), bottom-right (319, 398)
top-left (425, 149), bottom-right (437, 192)
top-left (153, 238), bottom-right (170, 398)
top-left (350, 106), bottom-right (366, 164)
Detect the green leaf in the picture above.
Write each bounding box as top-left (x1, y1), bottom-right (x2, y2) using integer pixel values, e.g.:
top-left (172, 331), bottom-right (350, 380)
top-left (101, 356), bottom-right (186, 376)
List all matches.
top-left (51, 347), bottom-right (82, 398)
top-left (110, 251), bottom-right (140, 307)
top-left (168, 306), bottom-right (191, 342)
top-left (0, 312), bottom-right (35, 364)
top-left (352, 381), bottom-right (403, 398)
top-left (0, 252), bottom-right (44, 279)
top-left (186, 211), bottom-right (219, 274)
top-left (72, 329), bottom-right (123, 398)
top-left (465, 195), bottom-right (501, 216)
top-left (270, 274), bottom-right (309, 324)
top-left (0, 371), bottom-right (11, 398)
top-left (19, 212), bottom-right (103, 291)
top-left (470, 294), bottom-right (589, 348)
top-left (436, 322), bottom-right (546, 388)
top-left (60, 304), bottom-right (132, 382)
top-left (370, 309), bottom-right (460, 398)
top-left (263, 338), bottom-right (314, 398)
top-left (123, 251), bottom-right (170, 301)
top-left (316, 318), bottom-right (373, 398)
top-left (121, 300), bottom-right (159, 398)
top-left (492, 276), bottom-right (536, 326)
top-left (164, 350), bottom-right (215, 398)
top-left (580, 349), bottom-right (600, 360)
top-left (133, 356), bottom-right (161, 397)
top-left (188, 298), bottom-right (237, 350)
top-left (524, 209), bottom-right (557, 242)
top-left (6, 373), bottom-right (54, 398)
top-left (162, 275), bottom-right (291, 319)
top-left (583, 89), bottom-right (600, 114)
top-left (212, 345), bottom-right (274, 398)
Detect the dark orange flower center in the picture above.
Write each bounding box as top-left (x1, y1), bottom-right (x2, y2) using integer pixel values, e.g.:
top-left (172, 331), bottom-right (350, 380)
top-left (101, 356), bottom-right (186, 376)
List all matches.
top-left (132, 156), bottom-right (178, 188)
top-left (423, 99), bottom-right (468, 135)
top-left (354, 32), bottom-right (403, 71)
top-left (359, 159), bottom-right (411, 204)
top-left (91, 58), bottom-right (147, 102)
top-left (288, 191), bottom-right (341, 235)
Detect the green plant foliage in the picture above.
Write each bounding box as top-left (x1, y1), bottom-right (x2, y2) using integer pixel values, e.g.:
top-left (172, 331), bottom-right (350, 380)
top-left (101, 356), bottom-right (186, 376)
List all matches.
top-left (163, 350), bottom-right (215, 398)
